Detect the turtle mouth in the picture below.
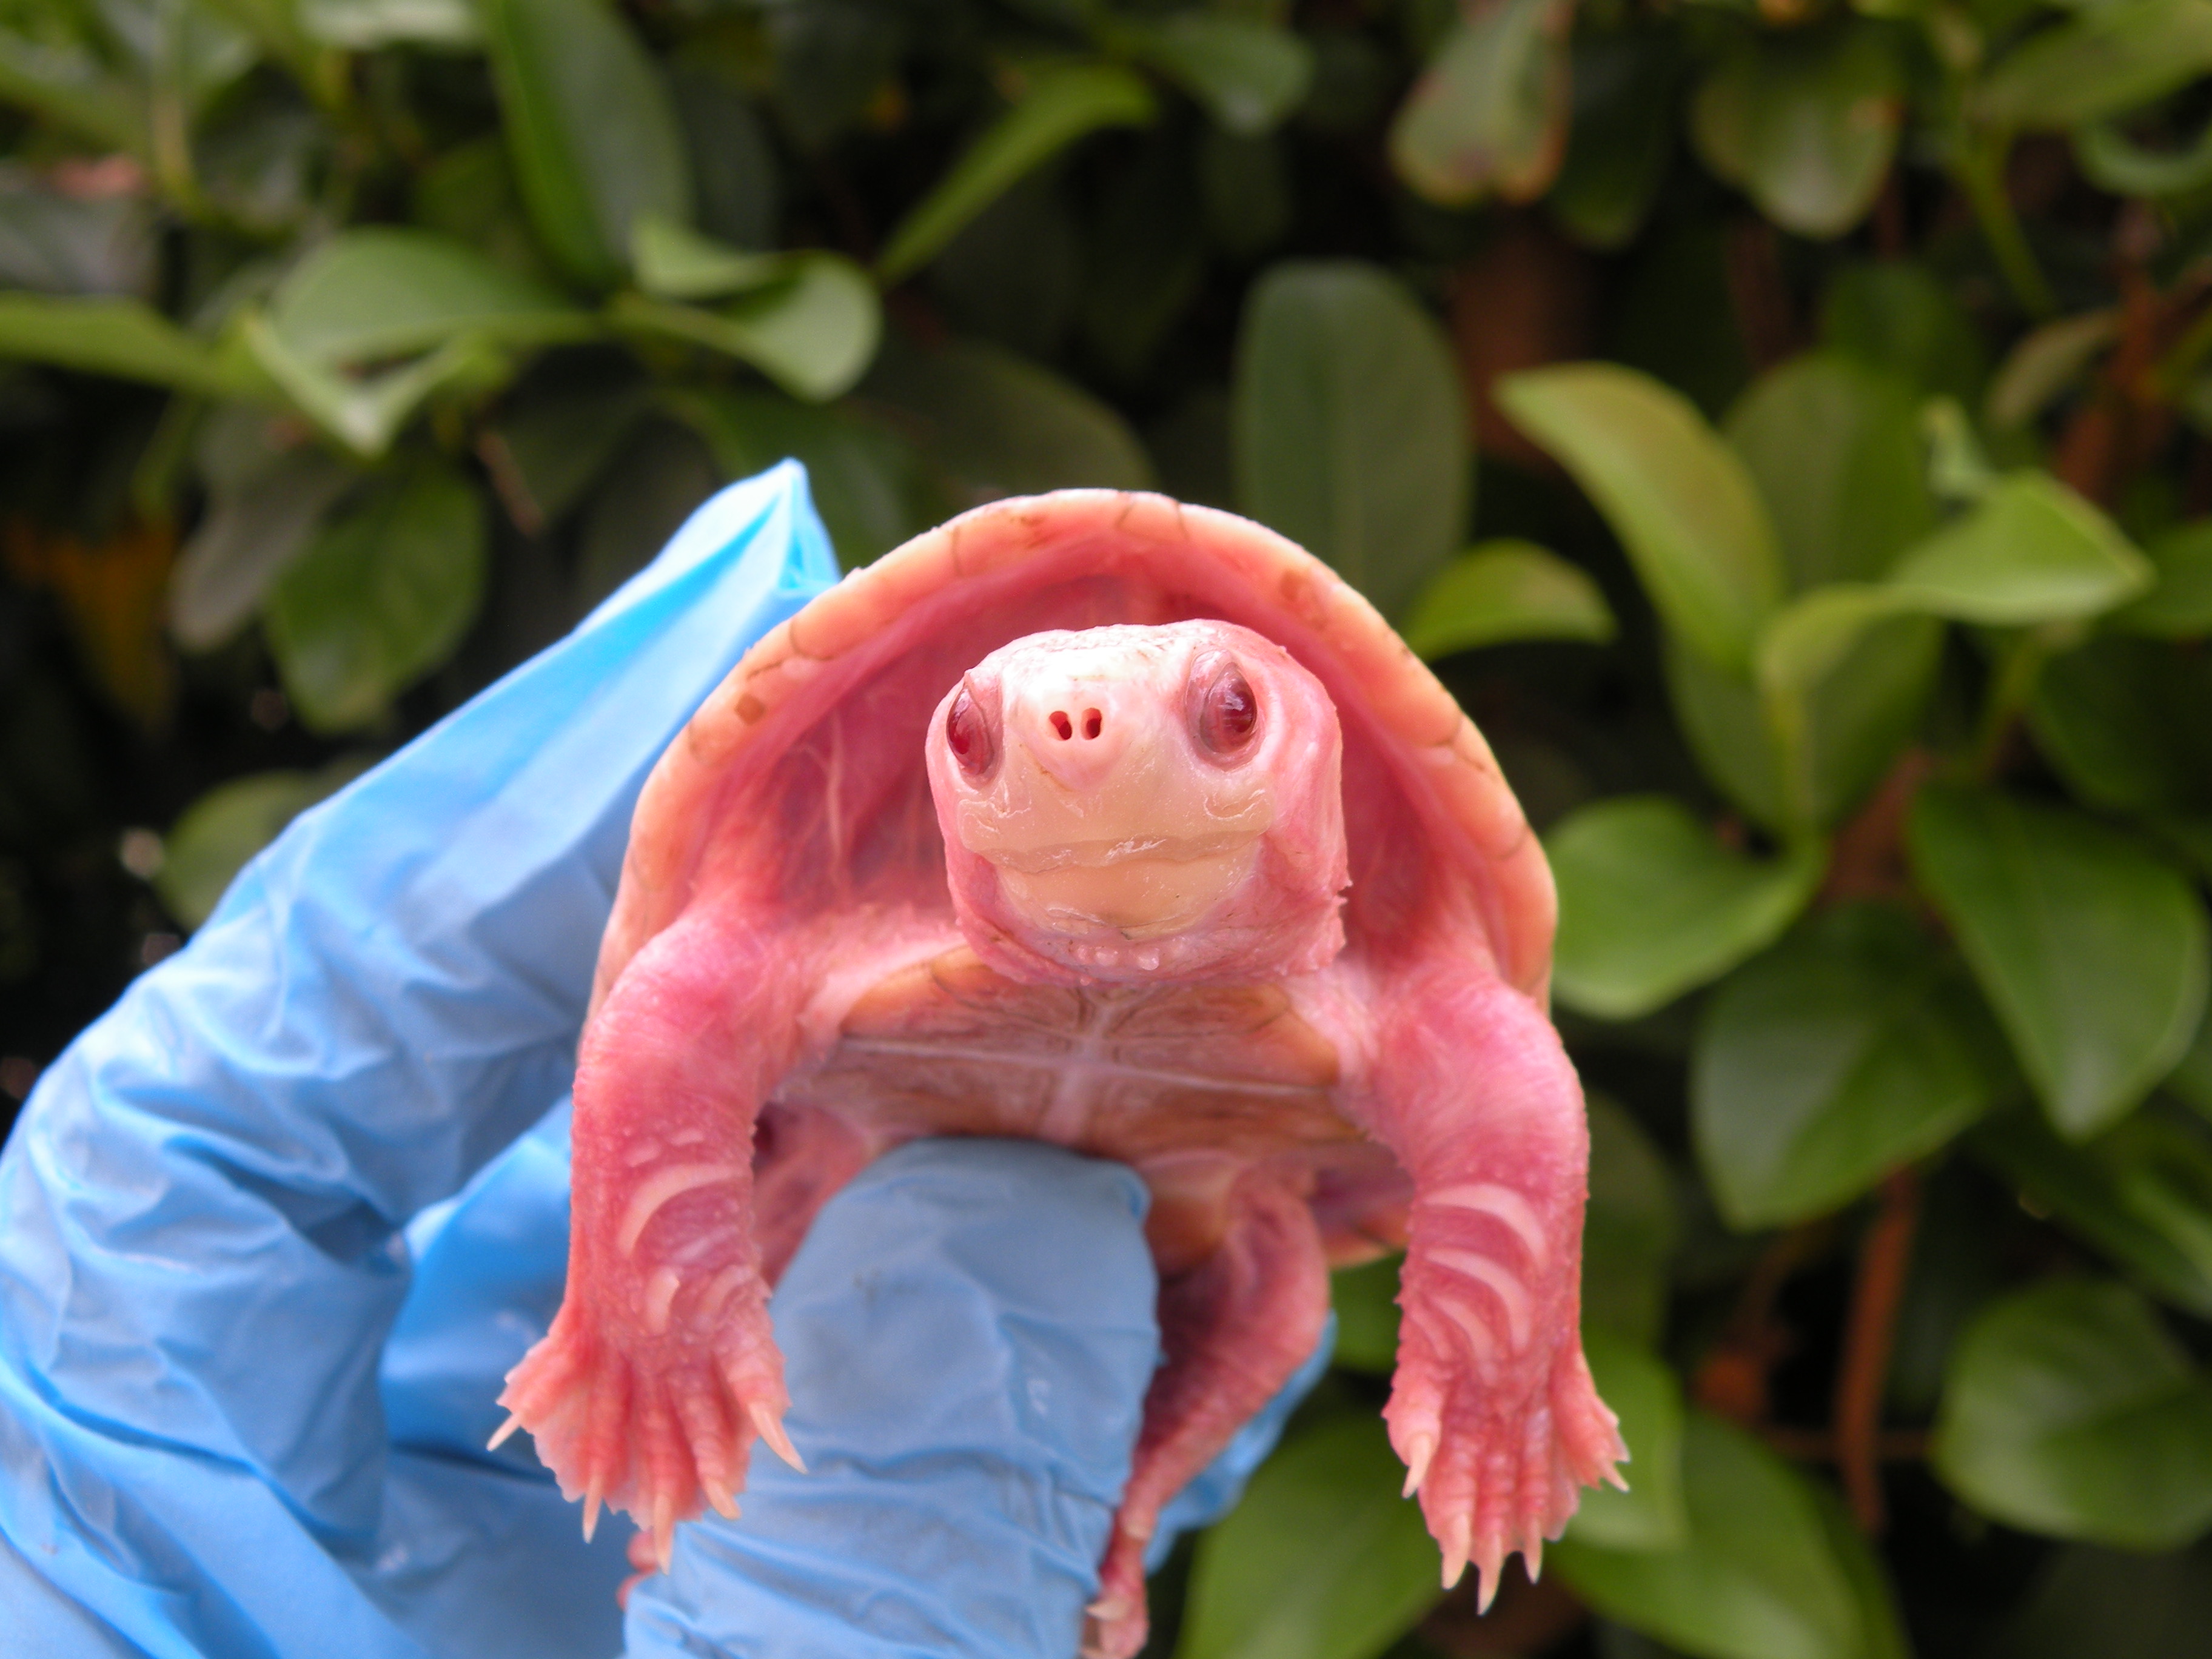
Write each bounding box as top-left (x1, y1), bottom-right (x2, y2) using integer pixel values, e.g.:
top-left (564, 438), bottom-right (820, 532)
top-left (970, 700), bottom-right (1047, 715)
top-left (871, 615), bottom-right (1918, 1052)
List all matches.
top-left (980, 834), bottom-right (1264, 939)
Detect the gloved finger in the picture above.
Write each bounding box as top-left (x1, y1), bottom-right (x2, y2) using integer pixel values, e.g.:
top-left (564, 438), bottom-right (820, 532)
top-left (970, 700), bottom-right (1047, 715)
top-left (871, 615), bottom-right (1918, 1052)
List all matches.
top-left (0, 466), bottom-right (836, 1649)
top-left (624, 1139), bottom-right (1160, 1659)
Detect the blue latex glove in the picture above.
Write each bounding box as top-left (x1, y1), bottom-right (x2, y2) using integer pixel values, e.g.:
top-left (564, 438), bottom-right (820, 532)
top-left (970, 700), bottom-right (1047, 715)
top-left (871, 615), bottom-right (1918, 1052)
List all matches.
top-left (0, 464), bottom-right (1328, 1659)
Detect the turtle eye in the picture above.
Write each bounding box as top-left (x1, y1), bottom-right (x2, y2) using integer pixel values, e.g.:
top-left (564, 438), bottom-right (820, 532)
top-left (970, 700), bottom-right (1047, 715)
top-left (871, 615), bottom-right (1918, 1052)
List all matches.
top-left (945, 685), bottom-right (995, 776)
top-left (1193, 655), bottom-right (1260, 759)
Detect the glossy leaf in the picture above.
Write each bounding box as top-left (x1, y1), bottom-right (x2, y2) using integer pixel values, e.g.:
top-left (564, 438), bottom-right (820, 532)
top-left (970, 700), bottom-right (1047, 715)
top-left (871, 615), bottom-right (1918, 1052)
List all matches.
top-left (2076, 115), bottom-right (2212, 198)
top-left (172, 445), bottom-right (358, 650)
top-left (876, 64), bottom-right (1156, 284)
top-left (1985, 311), bottom-right (2117, 431)
top-left (1975, 1111), bottom-right (2212, 1319)
top-left (1885, 473), bottom-right (2151, 625)
top-left (672, 387), bottom-right (932, 568)
top-left (300, 0), bottom-right (477, 48)
top-left (0, 294), bottom-right (250, 395)
top-left (1176, 1411), bottom-right (1441, 1659)
top-left (480, 0), bottom-right (692, 288)
top-left (1329, 1255), bottom-right (1401, 1376)
top-left (1975, 0), bottom-right (2212, 133)
top-left (1388, 0), bottom-right (1574, 207)
top-left (1936, 1278), bottom-right (2212, 1549)
top-left (1694, 907), bottom-right (1994, 1229)
top-left (1555, 1412), bottom-right (1882, 1659)
top-left (1910, 786), bottom-right (2210, 1139)
top-left (2029, 637), bottom-right (2212, 817)
top-left (155, 757), bottom-right (370, 929)
top-left (1548, 28), bottom-right (1677, 251)
top-left (1499, 364), bottom-right (1783, 671)
top-left (631, 215), bottom-right (789, 300)
top-left (1583, 1094), bottom-right (1680, 1347)
top-left (1724, 353), bottom-right (1937, 589)
top-left (264, 228), bottom-right (589, 365)
top-left (262, 463), bottom-right (488, 733)
top-left (0, 31), bottom-right (144, 153)
top-left (1820, 261), bottom-right (1987, 405)
top-left (1129, 14), bottom-right (1313, 137)
top-left (866, 337), bottom-right (1153, 504)
top-left (1566, 1329), bottom-right (1687, 1551)
top-left (1691, 25), bottom-right (1904, 240)
top-left (1233, 261), bottom-right (1467, 622)
top-left (1547, 796), bottom-right (1825, 1019)
top-left (611, 254), bottom-right (880, 401)
top-left (1398, 540), bottom-right (1615, 658)
top-left (2111, 518), bottom-right (2212, 637)
top-left (243, 315), bottom-right (512, 458)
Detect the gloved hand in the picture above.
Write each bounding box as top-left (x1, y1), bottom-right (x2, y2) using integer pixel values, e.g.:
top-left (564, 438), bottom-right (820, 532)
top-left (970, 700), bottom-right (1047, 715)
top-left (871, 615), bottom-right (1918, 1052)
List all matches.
top-left (0, 464), bottom-right (1328, 1659)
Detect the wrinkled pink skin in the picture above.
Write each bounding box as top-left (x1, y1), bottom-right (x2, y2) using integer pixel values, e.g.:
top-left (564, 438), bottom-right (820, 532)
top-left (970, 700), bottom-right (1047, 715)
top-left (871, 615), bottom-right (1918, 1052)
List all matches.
top-left (498, 616), bottom-right (1623, 1657)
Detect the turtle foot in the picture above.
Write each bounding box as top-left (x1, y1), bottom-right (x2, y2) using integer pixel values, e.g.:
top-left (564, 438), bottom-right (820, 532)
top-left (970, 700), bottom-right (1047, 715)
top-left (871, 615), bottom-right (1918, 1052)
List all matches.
top-left (1386, 1340), bottom-right (1625, 1612)
top-left (1081, 1535), bottom-right (1151, 1659)
top-left (495, 1299), bottom-right (792, 1569)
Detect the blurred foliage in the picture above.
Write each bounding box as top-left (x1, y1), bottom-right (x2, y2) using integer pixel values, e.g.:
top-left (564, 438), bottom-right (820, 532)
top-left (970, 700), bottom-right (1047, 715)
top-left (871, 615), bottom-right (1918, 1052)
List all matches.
top-left (8, 0), bottom-right (2212, 1655)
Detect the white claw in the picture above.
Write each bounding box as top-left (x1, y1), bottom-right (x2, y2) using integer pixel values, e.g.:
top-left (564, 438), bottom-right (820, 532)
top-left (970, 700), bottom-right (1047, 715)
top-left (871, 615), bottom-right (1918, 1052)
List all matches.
top-left (1439, 1513), bottom-right (1471, 1590)
top-left (706, 1484), bottom-right (741, 1521)
top-left (486, 1413), bottom-right (523, 1452)
top-left (1524, 1533), bottom-right (1544, 1584)
top-left (751, 1401), bottom-right (806, 1472)
top-left (1401, 1432), bottom-right (1437, 1500)
top-left (581, 1481), bottom-right (605, 1544)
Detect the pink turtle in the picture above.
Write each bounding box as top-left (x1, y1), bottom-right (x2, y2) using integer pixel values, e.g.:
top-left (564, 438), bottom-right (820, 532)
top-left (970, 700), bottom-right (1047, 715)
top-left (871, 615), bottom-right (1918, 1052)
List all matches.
top-left (495, 489), bottom-right (1625, 1653)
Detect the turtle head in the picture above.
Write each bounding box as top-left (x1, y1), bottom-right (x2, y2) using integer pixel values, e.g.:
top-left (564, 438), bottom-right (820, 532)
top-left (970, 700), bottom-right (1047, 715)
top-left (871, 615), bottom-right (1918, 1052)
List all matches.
top-left (925, 619), bottom-right (1349, 984)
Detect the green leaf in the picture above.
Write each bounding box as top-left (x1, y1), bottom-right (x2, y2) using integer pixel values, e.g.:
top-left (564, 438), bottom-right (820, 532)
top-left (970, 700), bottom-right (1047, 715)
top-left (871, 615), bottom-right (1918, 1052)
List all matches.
top-left (1691, 24), bottom-right (1905, 240)
top-left (0, 294), bottom-right (252, 395)
top-left (1567, 1329), bottom-right (1687, 1551)
top-left (243, 313), bottom-right (511, 458)
top-left (1127, 14), bottom-right (1313, 137)
top-left (155, 757), bottom-right (371, 930)
top-left (1996, 1540), bottom-right (2212, 1659)
top-left (1547, 796), bottom-right (1825, 1020)
top-left (2171, 1007), bottom-right (2212, 1122)
top-left (1693, 907), bottom-right (1994, 1230)
top-left (1935, 1278), bottom-right (2212, 1549)
top-left (1820, 261), bottom-right (1988, 406)
top-left (1724, 353), bottom-right (1937, 589)
top-left (864, 336), bottom-right (1153, 503)
top-left (1885, 472), bottom-right (2152, 625)
top-left (1387, 0), bottom-right (1574, 206)
top-left (1398, 540), bottom-right (1615, 657)
top-left (1985, 310), bottom-right (2117, 432)
top-left (299, 0), bottom-right (478, 48)
top-left (611, 256), bottom-right (882, 401)
top-left (480, 0), bottom-right (692, 289)
top-left (671, 386), bottom-right (932, 569)
top-left (1330, 1255), bottom-right (1401, 1375)
top-left (0, 30), bottom-right (145, 153)
top-left (876, 63), bottom-right (1156, 284)
top-left (0, 170), bottom-right (153, 297)
top-left (478, 360), bottom-right (652, 532)
top-left (266, 228), bottom-right (589, 364)
top-left (1499, 363), bottom-right (1784, 671)
top-left (1547, 28), bottom-right (1677, 251)
top-left (1583, 1094), bottom-right (1680, 1347)
top-left (172, 443), bottom-right (358, 650)
top-left (1554, 1412), bottom-right (1872, 1659)
top-left (1974, 0), bottom-right (2212, 132)
top-left (2076, 115), bottom-right (2212, 198)
top-left (1976, 1110), bottom-right (2212, 1319)
top-left (2110, 518), bottom-right (2212, 637)
top-left (263, 463), bottom-right (488, 732)
top-left (1232, 260), bottom-right (1468, 622)
top-left (1176, 1411), bottom-right (1441, 1659)
top-left (1910, 786), bottom-right (2211, 1139)
top-left (631, 215), bottom-right (789, 301)
top-left (2029, 636), bottom-right (2212, 817)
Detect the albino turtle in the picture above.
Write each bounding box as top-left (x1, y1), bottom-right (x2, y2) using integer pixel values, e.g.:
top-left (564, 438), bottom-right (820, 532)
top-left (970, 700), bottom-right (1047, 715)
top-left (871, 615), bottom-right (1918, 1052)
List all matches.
top-left (495, 490), bottom-right (1626, 1654)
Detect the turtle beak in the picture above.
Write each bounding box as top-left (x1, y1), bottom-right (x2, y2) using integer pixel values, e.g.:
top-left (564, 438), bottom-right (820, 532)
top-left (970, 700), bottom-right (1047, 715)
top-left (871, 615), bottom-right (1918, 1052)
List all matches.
top-left (1006, 672), bottom-right (1142, 797)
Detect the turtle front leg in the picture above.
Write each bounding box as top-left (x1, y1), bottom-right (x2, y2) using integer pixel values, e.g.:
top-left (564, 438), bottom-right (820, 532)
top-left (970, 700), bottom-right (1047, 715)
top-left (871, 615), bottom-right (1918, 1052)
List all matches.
top-left (495, 904), bottom-right (810, 1567)
top-left (1364, 967), bottom-right (1626, 1610)
top-left (1087, 1175), bottom-right (1329, 1659)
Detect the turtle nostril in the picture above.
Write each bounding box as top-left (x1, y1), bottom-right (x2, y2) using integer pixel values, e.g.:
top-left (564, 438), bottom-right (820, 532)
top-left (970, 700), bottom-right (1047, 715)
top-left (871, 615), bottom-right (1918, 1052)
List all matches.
top-left (1050, 711), bottom-right (1073, 741)
top-left (1082, 709), bottom-right (1102, 740)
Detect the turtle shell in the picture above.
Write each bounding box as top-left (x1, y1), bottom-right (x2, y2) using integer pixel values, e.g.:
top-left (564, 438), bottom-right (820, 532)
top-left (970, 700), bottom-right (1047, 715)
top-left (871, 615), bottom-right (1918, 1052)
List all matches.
top-left (594, 489), bottom-right (1553, 1014)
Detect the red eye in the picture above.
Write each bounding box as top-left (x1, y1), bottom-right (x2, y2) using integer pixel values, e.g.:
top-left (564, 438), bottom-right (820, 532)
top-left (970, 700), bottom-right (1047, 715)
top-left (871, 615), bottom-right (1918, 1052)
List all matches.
top-left (1195, 657), bottom-right (1259, 758)
top-left (946, 686), bottom-right (994, 776)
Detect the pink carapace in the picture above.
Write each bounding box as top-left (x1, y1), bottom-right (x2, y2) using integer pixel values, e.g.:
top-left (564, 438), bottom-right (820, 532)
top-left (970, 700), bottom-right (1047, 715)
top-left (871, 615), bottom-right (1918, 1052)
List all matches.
top-left (495, 490), bottom-right (1625, 1655)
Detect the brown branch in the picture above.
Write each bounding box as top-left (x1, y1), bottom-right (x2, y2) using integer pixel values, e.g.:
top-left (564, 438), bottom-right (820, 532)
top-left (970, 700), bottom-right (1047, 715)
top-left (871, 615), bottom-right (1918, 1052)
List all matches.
top-left (1834, 1168), bottom-right (1923, 1533)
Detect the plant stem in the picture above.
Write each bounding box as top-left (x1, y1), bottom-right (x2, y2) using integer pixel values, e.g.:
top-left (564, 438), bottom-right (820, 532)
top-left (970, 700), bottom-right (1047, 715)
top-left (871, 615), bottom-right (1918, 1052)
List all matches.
top-left (1834, 1168), bottom-right (1923, 1534)
top-left (1969, 629), bottom-right (2055, 782)
top-left (1957, 136), bottom-right (2056, 320)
